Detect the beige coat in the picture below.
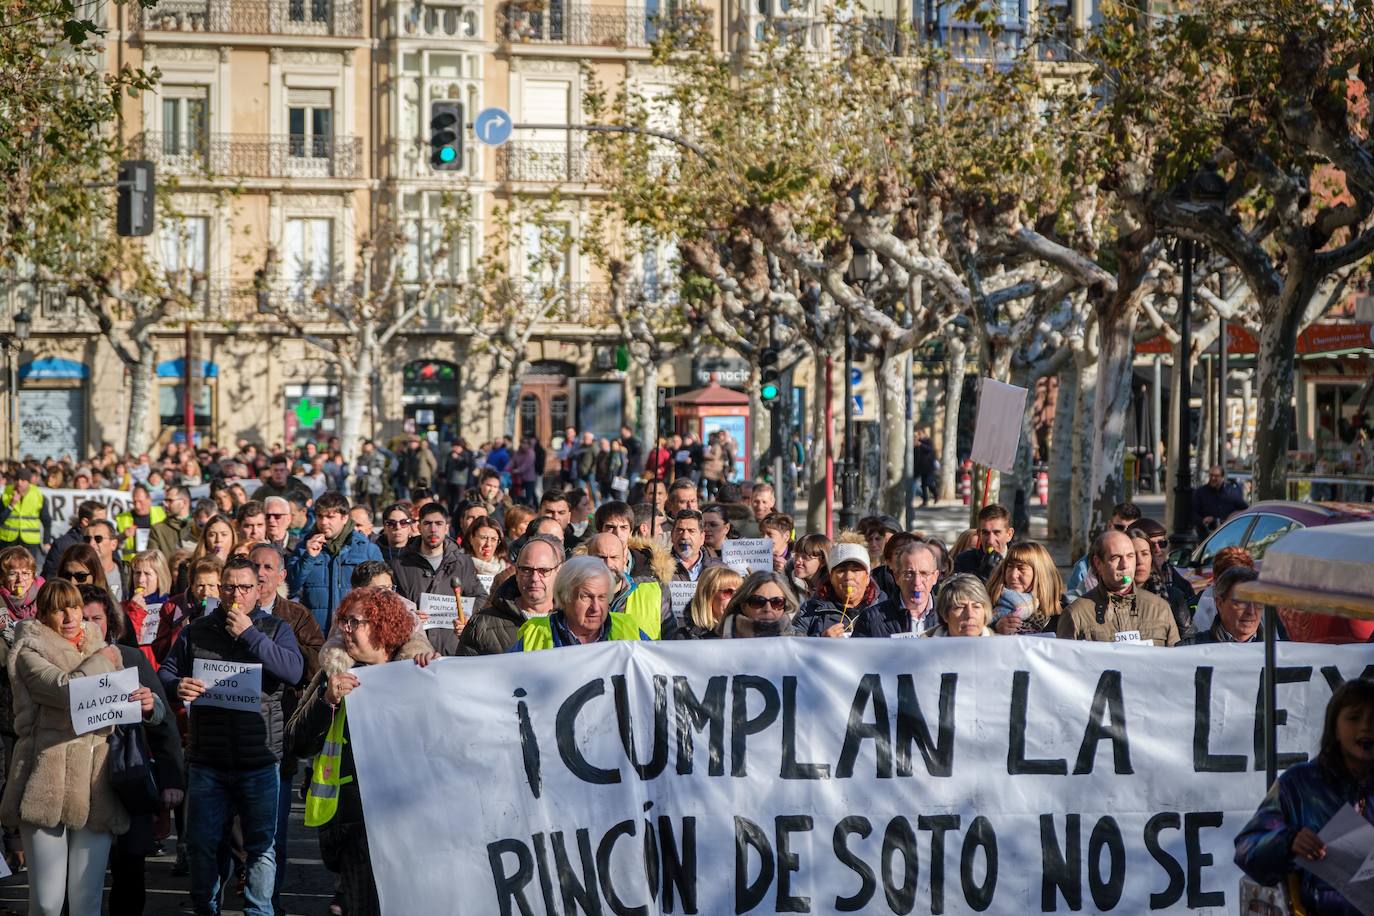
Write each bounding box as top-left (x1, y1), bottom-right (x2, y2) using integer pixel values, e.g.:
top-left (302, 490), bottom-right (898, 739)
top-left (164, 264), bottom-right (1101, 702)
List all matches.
top-left (1, 619), bottom-right (129, 835)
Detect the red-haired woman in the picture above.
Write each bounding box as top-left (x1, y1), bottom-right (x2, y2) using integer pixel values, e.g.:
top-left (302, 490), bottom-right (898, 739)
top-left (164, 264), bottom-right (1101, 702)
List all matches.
top-left (287, 588), bottom-right (437, 916)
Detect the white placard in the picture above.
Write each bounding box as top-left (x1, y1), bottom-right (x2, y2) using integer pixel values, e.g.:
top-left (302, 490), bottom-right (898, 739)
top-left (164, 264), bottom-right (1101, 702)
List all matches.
top-left (191, 659), bottom-right (262, 712)
top-left (69, 666), bottom-right (141, 736)
top-left (137, 603), bottom-right (163, 645)
top-left (42, 488), bottom-right (135, 538)
top-left (477, 574), bottom-right (495, 595)
top-left (968, 378), bottom-right (1029, 473)
top-left (1113, 630), bottom-right (1141, 643)
top-left (345, 638), bottom-right (1374, 916)
top-left (420, 593), bottom-right (476, 630)
top-left (134, 528), bottom-right (150, 552)
top-left (721, 538), bottom-right (774, 574)
top-left (668, 580), bottom-right (697, 621)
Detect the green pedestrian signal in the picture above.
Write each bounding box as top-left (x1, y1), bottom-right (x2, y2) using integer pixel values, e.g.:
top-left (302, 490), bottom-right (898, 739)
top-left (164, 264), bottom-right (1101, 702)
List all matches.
top-left (760, 347), bottom-right (781, 409)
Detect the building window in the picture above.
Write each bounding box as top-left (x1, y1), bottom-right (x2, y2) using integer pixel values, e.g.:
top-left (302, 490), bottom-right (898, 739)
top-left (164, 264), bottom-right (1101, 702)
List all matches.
top-left (549, 392), bottom-right (569, 435)
top-left (284, 217), bottom-right (334, 296)
top-left (159, 216), bottom-right (209, 294)
top-left (289, 0), bottom-right (332, 25)
top-left (161, 87), bottom-right (208, 157)
top-left (288, 89), bottom-right (334, 158)
top-left (159, 382), bottom-right (214, 440)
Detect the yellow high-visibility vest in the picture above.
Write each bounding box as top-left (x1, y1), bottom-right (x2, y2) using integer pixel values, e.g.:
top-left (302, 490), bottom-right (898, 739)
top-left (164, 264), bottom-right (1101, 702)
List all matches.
top-left (622, 581), bottom-right (663, 640)
top-left (0, 486), bottom-right (43, 546)
top-left (116, 506), bottom-right (167, 561)
top-left (519, 612), bottom-right (642, 650)
top-left (304, 702), bottom-right (352, 827)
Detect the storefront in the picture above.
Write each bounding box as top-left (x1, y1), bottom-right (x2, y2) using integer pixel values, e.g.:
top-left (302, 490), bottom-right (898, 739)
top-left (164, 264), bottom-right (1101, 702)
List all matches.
top-left (17, 358), bottom-right (87, 460)
top-left (403, 360), bottom-right (460, 444)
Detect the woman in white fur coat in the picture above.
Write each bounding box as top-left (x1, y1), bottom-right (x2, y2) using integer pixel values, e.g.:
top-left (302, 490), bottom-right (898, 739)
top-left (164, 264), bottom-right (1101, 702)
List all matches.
top-left (288, 586), bottom-right (437, 916)
top-left (0, 578), bottom-right (155, 916)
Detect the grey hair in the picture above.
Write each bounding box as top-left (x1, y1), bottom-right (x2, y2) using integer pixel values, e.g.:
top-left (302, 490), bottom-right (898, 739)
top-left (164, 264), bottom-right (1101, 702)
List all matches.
top-left (553, 555), bottom-right (614, 608)
top-left (520, 533), bottom-right (566, 565)
top-left (935, 573), bottom-right (991, 627)
top-left (892, 540), bottom-right (938, 568)
top-left (263, 495), bottom-right (290, 513)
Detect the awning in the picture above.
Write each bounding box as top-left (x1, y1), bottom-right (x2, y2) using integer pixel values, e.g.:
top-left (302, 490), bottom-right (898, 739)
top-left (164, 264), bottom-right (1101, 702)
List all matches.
top-left (156, 358), bottom-right (220, 379)
top-left (19, 357), bottom-right (88, 381)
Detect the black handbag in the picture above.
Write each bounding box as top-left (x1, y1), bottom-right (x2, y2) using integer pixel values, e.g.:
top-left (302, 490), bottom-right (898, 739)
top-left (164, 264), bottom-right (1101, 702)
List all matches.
top-left (108, 724), bottom-right (161, 816)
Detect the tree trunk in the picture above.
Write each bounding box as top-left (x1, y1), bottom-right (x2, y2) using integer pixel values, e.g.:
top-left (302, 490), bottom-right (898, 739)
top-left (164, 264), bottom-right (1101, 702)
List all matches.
top-left (638, 359), bottom-right (658, 446)
top-left (1198, 357), bottom-right (1214, 471)
top-left (805, 348), bottom-right (829, 533)
top-left (878, 343), bottom-right (909, 516)
top-left (1046, 363), bottom-right (1077, 541)
top-left (1253, 291), bottom-right (1308, 500)
top-left (1089, 309), bottom-right (1134, 530)
top-left (1069, 350), bottom-right (1098, 560)
top-left (124, 340), bottom-right (157, 457)
top-left (749, 363), bottom-right (767, 482)
top-left (938, 333), bottom-right (967, 501)
top-left (503, 353), bottom-right (530, 440)
top-left (338, 342), bottom-right (373, 465)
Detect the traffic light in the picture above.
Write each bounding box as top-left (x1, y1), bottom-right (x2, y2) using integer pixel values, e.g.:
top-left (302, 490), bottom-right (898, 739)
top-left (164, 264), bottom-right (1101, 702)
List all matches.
top-left (116, 159), bottom-right (155, 237)
top-left (429, 100), bottom-right (464, 171)
top-left (760, 347), bottom-right (781, 408)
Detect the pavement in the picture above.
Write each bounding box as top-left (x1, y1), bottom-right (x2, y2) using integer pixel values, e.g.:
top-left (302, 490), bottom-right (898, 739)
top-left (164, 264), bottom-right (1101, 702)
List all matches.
top-left (0, 781), bottom-right (337, 916)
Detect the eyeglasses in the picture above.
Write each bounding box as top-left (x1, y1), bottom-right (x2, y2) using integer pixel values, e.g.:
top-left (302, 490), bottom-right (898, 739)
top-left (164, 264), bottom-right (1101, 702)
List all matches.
top-left (384, 519), bottom-right (412, 528)
top-left (336, 615), bottom-right (370, 632)
top-left (1111, 523), bottom-right (1130, 532)
top-left (745, 595), bottom-right (786, 611)
top-left (220, 584), bottom-right (257, 594)
top-left (265, 512), bottom-right (289, 521)
top-left (83, 535), bottom-right (109, 544)
top-left (516, 565), bottom-right (557, 578)
top-left (62, 570), bottom-right (91, 583)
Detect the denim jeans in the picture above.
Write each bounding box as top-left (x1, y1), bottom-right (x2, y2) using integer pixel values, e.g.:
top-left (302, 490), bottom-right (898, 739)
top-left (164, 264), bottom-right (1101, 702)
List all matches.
top-left (187, 763), bottom-right (279, 916)
top-left (272, 766), bottom-right (295, 914)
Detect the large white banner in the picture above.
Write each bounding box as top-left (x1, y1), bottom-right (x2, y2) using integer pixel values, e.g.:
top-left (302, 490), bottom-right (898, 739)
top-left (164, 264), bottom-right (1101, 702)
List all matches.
top-left (42, 488), bottom-right (133, 538)
top-left (346, 638), bottom-right (1374, 915)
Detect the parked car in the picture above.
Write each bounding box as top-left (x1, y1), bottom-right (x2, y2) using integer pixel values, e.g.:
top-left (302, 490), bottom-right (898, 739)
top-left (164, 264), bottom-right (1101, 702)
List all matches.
top-left (1175, 500), bottom-right (1374, 593)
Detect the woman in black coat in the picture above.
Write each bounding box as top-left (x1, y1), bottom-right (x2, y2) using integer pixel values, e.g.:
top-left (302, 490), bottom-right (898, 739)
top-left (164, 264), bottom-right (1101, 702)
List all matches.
top-left (78, 584), bottom-right (185, 916)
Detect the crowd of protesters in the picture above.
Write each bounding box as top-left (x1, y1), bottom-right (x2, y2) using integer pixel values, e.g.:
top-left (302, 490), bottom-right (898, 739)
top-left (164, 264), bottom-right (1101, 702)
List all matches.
top-left (0, 426), bottom-right (1362, 916)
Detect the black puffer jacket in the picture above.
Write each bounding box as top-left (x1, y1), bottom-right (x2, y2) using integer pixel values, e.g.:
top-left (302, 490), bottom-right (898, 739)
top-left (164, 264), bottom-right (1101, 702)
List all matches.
top-left (796, 580), bottom-right (889, 637)
top-left (389, 540), bottom-right (487, 609)
top-left (457, 577), bottom-right (530, 656)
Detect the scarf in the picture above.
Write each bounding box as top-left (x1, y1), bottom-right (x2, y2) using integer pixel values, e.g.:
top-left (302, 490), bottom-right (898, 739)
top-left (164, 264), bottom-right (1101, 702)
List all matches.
top-left (815, 576), bottom-right (879, 609)
top-left (324, 519), bottom-right (355, 557)
top-left (0, 577), bottom-right (43, 622)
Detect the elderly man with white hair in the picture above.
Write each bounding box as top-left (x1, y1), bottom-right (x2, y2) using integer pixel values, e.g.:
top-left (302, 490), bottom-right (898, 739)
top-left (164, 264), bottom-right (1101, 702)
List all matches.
top-left (510, 555), bottom-right (650, 650)
top-left (263, 495), bottom-right (297, 552)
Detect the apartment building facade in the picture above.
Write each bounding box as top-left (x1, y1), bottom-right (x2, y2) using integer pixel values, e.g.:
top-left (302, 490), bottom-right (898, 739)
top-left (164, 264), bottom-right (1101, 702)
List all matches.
top-left (2, 0), bottom-right (1088, 460)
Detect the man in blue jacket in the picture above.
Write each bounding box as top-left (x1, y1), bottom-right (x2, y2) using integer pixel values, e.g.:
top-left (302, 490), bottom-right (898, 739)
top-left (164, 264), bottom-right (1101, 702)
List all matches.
top-left (286, 490), bottom-right (382, 632)
top-left (159, 555), bottom-right (305, 916)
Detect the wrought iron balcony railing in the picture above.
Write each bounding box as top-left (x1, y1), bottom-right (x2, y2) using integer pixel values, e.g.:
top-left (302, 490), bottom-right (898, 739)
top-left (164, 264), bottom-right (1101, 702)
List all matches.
top-left (130, 133), bottom-right (365, 180)
top-left (132, 0), bottom-right (364, 36)
top-left (498, 3), bottom-right (704, 48)
top-left (495, 141), bottom-right (610, 184)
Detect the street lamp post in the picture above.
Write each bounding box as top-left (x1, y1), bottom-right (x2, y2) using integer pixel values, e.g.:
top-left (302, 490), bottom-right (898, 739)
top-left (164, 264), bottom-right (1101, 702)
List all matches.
top-left (842, 242), bottom-right (874, 531)
top-left (3, 309), bottom-right (32, 459)
top-left (1171, 240), bottom-right (1195, 544)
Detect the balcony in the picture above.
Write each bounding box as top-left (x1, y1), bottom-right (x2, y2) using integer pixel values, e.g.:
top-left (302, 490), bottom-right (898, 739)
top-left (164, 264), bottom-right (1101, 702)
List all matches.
top-left (495, 141), bottom-right (610, 184)
top-left (498, 2), bottom-right (702, 48)
top-left (130, 133), bottom-right (365, 181)
top-left (132, 0), bottom-right (363, 37)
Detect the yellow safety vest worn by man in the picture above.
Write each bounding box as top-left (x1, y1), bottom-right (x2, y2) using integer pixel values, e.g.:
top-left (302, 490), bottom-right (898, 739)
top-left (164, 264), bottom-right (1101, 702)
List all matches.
top-left (514, 611), bottom-right (646, 651)
top-left (615, 579), bottom-right (664, 640)
top-left (304, 703), bottom-right (352, 827)
top-left (0, 484), bottom-right (45, 547)
top-left (116, 505), bottom-right (167, 561)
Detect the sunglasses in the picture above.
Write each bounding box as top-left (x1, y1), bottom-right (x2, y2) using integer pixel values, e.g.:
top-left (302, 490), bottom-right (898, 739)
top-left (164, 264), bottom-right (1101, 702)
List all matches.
top-left (83, 535), bottom-right (110, 544)
top-left (63, 570), bottom-right (92, 583)
top-left (718, 588), bottom-right (738, 598)
top-left (745, 595), bottom-right (786, 611)
top-left (384, 519), bottom-right (412, 528)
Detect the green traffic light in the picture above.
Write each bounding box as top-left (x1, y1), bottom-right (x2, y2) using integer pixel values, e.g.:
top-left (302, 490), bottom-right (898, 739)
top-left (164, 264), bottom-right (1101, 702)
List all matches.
top-left (438, 147), bottom-right (457, 163)
top-left (761, 383), bottom-right (779, 401)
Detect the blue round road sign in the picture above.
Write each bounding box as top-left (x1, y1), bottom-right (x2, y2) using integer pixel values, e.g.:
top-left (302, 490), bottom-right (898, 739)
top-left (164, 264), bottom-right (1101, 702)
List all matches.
top-left (474, 108), bottom-right (514, 147)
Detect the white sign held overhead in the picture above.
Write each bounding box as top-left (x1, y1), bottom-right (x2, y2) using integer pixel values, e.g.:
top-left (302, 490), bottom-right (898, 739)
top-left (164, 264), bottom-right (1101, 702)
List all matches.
top-left (721, 538), bottom-right (774, 574)
top-left (969, 378), bottom-right (1029, 473)
top-left (69, 666), bottom-right (141, 736)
